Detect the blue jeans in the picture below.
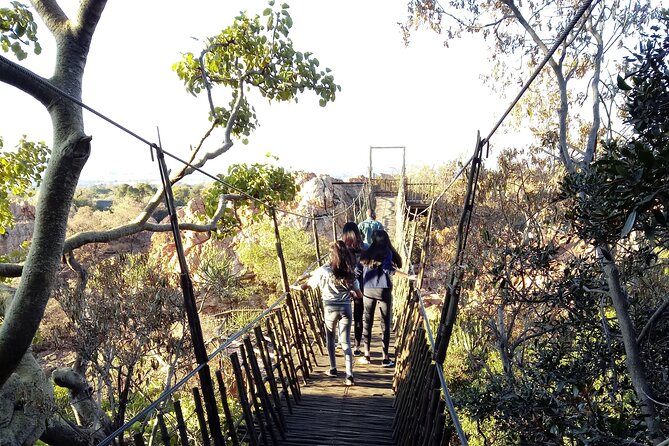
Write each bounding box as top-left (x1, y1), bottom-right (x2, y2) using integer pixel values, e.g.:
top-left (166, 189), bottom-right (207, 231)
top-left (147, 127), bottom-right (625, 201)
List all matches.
top-left (324, 304), bottom-right (352, 376)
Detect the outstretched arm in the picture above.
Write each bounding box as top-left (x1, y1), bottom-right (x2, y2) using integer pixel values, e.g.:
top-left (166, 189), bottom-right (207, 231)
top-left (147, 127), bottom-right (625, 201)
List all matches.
top-left (394, 269), bottom-right (418, 281)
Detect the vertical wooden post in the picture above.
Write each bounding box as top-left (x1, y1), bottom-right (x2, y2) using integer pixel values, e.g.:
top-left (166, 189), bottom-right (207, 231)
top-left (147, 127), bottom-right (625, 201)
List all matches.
top-left (173, 400), bottom-right (190, 446)
top-left (270, 208), bottom-right (309, 378)
top-left (133, 433), bottom-right (146, 446)
top-left (215, 371), bottom-right (240, 446)
top-left (231, 353), bottom-right (259, 446)
top-left (153, 141), bottom-right (223, 445)
top-left (156, 412), bottom-right (171, 446)
top-left (192, 387), bottom-right (211, 446)
top-left (401, 145), bottom-right (406, 179)
top-left (434, 132), bottom-right (482, 364)
top-left (417, 205), bottom-right (433, 290)
top-left (312, 212), bottom-right (322, 266)
top-left (331, 212), bottom-right (337, 242)
top-left (368, 146), bottom-right (373, 209)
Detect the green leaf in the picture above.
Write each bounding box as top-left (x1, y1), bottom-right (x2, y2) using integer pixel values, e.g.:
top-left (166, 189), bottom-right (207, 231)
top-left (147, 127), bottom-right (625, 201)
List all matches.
top-left (617, 75), bottom-right (632, 91)
top-left (263, 8), bottom-right (272, 16)
top-left (621, 209), bottom-right (637, 237)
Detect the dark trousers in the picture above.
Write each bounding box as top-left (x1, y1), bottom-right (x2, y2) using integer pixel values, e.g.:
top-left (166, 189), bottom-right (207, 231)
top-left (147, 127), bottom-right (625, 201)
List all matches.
top-left (353, 298), bottom-right (363, 348)
top-left (362, 288), bottom-right (392, 356)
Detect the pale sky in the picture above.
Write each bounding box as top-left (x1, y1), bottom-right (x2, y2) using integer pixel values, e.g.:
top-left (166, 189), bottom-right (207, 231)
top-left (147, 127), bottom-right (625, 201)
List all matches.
top-left (1, 0), bottom-right (506, 184)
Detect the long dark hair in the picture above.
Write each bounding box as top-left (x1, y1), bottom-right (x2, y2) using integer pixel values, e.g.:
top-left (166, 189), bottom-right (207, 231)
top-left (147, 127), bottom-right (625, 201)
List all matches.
top-left (360, 229), bottom-right (402, 268)
top-left (329, 240), bottom-right (356, 282)
top-left (341, 221), bottom-right (364, 252)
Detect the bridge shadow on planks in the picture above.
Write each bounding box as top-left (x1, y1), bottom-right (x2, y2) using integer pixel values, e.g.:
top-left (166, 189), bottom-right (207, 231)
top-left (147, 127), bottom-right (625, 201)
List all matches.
top-left (278, 349), bottom-right (397, 446)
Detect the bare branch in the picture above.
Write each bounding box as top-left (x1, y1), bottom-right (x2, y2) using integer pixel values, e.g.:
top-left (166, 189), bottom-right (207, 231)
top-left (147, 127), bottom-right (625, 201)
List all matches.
top-left (637, 298), bottom-right (669, 344)
top-left (0, 263), bottom-right (23, 278)
top-left (509, 324), bottom-right (561, 353)
top-left (62, 194), bottom-right (239, 253)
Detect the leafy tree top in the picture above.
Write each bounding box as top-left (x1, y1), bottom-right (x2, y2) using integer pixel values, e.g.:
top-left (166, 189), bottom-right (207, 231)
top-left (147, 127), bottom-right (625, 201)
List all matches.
top-left (204, 158), bottom-right (300, 231)
top-left (0, 1), bottom-right (41, 60)
top-left (563, 12), bottom-right (669, 245)
top-left (0, 136), bottom-right (49, 234)
top-left (173, 1), bottom-right (340, 141)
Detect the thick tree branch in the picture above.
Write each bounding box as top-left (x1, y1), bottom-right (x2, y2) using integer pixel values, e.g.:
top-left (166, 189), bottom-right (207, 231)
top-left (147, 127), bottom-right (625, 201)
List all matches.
top-left (30, 0), bottom-right (68, 35)
top-left (63, 193), bottom-right (236, 253)
top-left (584, 14), bottom-right (603, 164)
top-left (52, 368), bottom-right (112, 433)
top-left (1, 194), bottom-right (239, 279)
top-left (0, 135), bottom-right (91, 388)
top-left (41, 418), bottom-right (103, 446)
top-left (0, 263), bottom-right (23, 278)
top-left (73, 0), bottom-right (107, 46)
top-left (502, 0), bottom-right (573, 172)
top-left (599, 246), bottom-right (662, 444)
top-left (0, 55), bottom-right (56, 106)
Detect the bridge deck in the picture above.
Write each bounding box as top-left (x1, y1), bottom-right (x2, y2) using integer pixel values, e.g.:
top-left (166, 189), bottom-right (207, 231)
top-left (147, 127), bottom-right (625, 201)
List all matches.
top-left (278, 348), bottom-right (397, 446)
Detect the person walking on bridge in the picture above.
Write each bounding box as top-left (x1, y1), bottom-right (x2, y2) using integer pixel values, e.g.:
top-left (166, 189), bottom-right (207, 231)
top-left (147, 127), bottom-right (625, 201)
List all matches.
top-left (292, 240), bottom-right (362, 386)
top-left (359, 229), bottom-right (416, 367)
top-left (341, 222), bottom-right (368, 357)
top-left (358, 209), bottom-right (383, 246)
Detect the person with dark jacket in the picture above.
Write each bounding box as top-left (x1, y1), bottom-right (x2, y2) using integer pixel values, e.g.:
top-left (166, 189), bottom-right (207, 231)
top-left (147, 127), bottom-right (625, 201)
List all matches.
top-left (341, 221), bottom-right (368, 357)
top-left (359, 229), bottom-right (416, 367)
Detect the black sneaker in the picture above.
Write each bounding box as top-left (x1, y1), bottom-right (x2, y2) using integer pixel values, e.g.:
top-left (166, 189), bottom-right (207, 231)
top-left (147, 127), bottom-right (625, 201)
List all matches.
top-left (381, 358), bottom-right (395, 368)
top-left (353, 349), bottom-right (363, 357)
top-left (326, 368), bottom-right (338, 377)
top-left (345, 375), bottom-right (355, 386)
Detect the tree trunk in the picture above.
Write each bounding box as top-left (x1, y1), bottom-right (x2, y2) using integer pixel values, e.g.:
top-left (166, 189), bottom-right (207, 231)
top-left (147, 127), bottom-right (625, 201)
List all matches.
top-left (599, 247), bottom-right (662, 445)
top-left (0, 0), bottom-right (106, 389)
top-left (0, 350), bottom-right (54, 445)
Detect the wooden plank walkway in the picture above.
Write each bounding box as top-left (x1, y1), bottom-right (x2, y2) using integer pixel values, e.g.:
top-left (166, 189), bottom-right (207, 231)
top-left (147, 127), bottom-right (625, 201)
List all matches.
top-left (278, 348), bottom-right (397, 446)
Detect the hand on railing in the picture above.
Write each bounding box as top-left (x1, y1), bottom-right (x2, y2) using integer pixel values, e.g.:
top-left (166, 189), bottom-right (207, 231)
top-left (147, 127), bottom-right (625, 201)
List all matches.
top-left (395, 269), bottom-right (418, 282)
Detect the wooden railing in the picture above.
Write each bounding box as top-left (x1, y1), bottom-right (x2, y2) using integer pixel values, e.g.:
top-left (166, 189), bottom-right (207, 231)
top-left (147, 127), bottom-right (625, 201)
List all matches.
top-left (390, 180), bottom-right (469, 446)
top-left (98, 288), bottom-right (326, 446)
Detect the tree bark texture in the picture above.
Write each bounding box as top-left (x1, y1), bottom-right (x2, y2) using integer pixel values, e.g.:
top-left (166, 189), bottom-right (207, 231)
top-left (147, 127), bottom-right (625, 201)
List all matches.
top-left (0, 0), bottom-right (107, 389)
top-left (600, 248), bottom-right (662, 445)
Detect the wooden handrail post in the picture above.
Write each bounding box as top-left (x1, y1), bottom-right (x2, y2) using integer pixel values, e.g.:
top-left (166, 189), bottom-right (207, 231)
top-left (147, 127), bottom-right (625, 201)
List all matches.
top-left (270, 207), bottom-right (309, 378)
top-left (153, 141), bottom-right (223, 445)
top-left (312, 212), bottom-right (322, 266)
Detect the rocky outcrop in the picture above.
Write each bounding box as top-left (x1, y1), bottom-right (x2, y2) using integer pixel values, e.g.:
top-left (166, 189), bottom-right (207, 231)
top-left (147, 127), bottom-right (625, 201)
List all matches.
top-left (0, 201), bottom-right (35, 256)
top-left (279, 174), bottom-right (366, 240)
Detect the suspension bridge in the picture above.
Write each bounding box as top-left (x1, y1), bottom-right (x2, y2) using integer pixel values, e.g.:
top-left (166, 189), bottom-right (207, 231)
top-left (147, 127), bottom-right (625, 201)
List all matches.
top-left (0, 1), bottom-right (603, 442)
top-left (91, 1), bottom-right (597, 440)
top-left (95, 152), bottom-right (472, 446)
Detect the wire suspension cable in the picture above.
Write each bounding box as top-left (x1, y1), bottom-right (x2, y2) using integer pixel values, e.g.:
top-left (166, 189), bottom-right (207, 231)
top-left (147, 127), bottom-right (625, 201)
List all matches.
top-left (427, 0), bottom-right (597, 206)
top-left (485, 0), bottom-right (597, 143)
top-left (0, 53), bottom-right (365, 222)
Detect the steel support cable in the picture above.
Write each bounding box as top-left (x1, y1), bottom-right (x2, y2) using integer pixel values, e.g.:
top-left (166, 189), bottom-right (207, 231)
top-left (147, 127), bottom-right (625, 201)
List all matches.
top-left (484, 0), bottom-right (597, 143)
top-left (425, 0), bottom-right (598, 210)
top-left (417, 291), bottom-right (469, 445)
top-left (0, 54), bottom-right (360, 222)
